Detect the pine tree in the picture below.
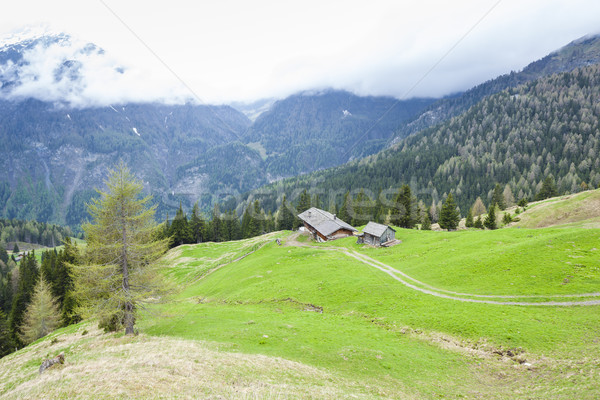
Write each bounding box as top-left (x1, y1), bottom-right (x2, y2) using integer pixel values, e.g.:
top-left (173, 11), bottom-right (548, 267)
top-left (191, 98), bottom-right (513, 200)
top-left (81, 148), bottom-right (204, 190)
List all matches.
top-left (241, 207), bottom-right (252, 238)
top-left (169, 203), bottom-right (193, 247)
top-left (277, 195), bottom-right (295, 231)
top-left (312, 194), bottom-right (321, 209)
top-left (252, 200), bottom-right (264, 235)
top-left (223, 210), bottom-right (241, 241)
top-left (189, 201), bottom-right (206, 243)
top-left (57, 237), bottom-right (80, 326)
top-left (391, 185), bottom-right (415, 228)
top-left (264, 211), bottom-right (275, 233)
top-left (210, 204), bottom-right (222, 242)
top-left (19, 274), bottom-right (61, 345)
top-left (0, 271), bottom-right (13, 314)
top-left (517, 197), bottom-right (528, 207)
top-left (473, 215), bottom-right (484, 229)
top-left (534, 176), bottom-right (558, 201)
top-left (465, 208), bottom-right (474, 228)
top-left (439, 193), bottom-right (460, 231)
top-left (0, 246), bottom-right (8, 264)
top-left (338, 192), bottom-right (351, 223)
top-left (297, 190), bottom-right (311, 214)
top-left (484, 203), bottom-right (498, 230)
top-left (9, 252), bottom-right (39, 345)
top-left (12, 243), bottom-right (19, 254)
top-left (293, 190), bottom-right (312, 229)
top-left (351, 189), bottom-right (373, 227)
top-left (421, 211), bottom-right (432, 230)
top-left (492, 183), bottom-right (506, 210)
top-left (0, 310), bottom-right (15, 357)
top-left (73, 163), bottom-right (169, 335)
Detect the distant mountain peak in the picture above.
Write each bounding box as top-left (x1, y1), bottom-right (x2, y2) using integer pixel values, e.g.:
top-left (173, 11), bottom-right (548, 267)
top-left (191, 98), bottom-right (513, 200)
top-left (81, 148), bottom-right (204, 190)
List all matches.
top-left (0, 25), bottom-right (190, 108)
top-left (0, 25), bottom-right (68, 50)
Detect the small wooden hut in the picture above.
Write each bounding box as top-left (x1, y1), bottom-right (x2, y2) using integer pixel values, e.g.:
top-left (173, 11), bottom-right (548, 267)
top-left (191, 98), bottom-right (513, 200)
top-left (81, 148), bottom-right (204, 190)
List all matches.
top-left (356, 222), bottom-right (396, 246)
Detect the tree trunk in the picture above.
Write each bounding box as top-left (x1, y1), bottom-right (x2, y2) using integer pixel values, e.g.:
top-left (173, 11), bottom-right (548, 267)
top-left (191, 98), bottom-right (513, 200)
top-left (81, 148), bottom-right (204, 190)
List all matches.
top-left (124, 301), bottom-right (134, 335)
top-left (122, 223), bottom-right (135, 335)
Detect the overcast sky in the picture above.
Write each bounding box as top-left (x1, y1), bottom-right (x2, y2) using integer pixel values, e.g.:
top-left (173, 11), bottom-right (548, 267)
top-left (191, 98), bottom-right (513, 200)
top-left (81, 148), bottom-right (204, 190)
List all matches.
top-left (1, 0), bottom-right (600, 105)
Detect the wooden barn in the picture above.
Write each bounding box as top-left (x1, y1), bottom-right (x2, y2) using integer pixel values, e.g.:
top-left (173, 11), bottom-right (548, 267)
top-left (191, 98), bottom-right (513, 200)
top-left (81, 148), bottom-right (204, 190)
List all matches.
top-left (297, 207), bottom-right (357, 242)
top-left (356, 222), bottom-right (396, 246)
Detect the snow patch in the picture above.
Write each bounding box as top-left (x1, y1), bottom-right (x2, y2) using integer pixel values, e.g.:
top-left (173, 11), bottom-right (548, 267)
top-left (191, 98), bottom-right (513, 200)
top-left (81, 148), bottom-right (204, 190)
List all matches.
top-left (0, 25), bottom-right (65, 50)
top-left (342, 109), bottom-right (352, 117)
top-left (109, 105), bottom-right (118, 113)
top-left (66, 113), bottom-right (71, 120)
top-left (132, 127), bottom-right (140, 136)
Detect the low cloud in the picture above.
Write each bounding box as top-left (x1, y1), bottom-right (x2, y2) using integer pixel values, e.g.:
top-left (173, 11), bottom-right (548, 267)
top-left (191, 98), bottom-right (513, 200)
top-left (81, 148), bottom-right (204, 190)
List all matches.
top-left (2, 0), bottom-right (600, 106)
top-left (0, 35), bottom-right (192, 108)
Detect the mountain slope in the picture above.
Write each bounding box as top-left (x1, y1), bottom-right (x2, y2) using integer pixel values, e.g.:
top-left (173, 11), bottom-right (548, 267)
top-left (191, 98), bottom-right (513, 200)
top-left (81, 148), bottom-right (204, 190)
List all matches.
top-left (0, 99), bottom-right (251, 225)
top-left (243, 90), bottom-right (434, 178)
top-left (392, 33), bottom-right (600, 142)
top-left (245, 63), bottom-right (600, 214)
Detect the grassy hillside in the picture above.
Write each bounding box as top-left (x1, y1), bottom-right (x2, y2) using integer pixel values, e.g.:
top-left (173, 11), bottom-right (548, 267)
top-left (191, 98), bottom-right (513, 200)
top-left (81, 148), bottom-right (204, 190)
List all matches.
top-left (0, 324), bottom-right (372, 399)
top-left (512, 189), bottom-right (600, 229)
top-left (2, 227), bottom-right (599, 398)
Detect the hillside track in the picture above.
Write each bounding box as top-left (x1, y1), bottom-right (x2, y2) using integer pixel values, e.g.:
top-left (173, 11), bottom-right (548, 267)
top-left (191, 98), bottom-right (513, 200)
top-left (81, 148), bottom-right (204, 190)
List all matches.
top-left (283, 234), bottom-right (600, 306)
top-left (343, 250), bottom-right (600, 306)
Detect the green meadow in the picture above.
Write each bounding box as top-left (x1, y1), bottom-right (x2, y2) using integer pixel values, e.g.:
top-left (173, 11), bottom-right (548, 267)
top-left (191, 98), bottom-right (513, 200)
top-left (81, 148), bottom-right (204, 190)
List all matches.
top-left (138, 225), bottom-right (600, 399)
top-left (2, 192), bottom-right (599, 399)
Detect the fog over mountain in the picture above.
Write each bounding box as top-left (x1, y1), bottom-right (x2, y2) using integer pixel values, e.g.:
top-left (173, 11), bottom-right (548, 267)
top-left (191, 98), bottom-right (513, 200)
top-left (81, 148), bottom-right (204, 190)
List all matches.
top-left (0, 28), bottom-right (191, 108)
top-left (2, 1), bottom-right (600, 104)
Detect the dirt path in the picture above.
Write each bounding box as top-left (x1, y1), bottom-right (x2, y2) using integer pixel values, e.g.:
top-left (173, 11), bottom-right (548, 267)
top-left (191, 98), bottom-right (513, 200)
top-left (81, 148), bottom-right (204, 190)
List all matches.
top-left (343, 251), bottom-right (600, 306)
top-left (283, 234), bottom-right (600, 306)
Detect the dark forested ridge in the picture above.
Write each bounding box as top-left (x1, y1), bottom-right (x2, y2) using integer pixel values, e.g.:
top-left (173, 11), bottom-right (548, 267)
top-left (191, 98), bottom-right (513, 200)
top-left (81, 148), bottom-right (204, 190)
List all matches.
top-left (392, 33), bottom-right (600, 141)
top-left (244, 64), bottom-right (600, 215)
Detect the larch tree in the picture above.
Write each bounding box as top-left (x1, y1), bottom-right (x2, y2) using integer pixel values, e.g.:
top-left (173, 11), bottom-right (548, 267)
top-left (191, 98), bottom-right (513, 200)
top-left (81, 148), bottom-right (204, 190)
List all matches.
top-left (503, 184), bottom-right (515, 208)
top-left (19, 273), bottom-right (61, 345)
top-left (73, 163), bottom-right (169, 335)
top-left (471, 197), bottom-right (487, 217)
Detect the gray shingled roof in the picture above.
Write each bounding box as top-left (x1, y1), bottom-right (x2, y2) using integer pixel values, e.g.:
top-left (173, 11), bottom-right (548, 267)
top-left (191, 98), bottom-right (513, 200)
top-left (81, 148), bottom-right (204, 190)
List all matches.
top-left (363, 221), bottom-right (395, 237)
top-left (297, 207), bottom-right (357, 237)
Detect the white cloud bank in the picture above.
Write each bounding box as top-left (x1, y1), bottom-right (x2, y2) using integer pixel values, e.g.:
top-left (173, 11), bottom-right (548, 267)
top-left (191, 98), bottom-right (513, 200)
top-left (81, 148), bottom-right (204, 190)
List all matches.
top-left (0, 0), bottom-right (600, 106)
top-left (0, 33), bottom-right (191, 108)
